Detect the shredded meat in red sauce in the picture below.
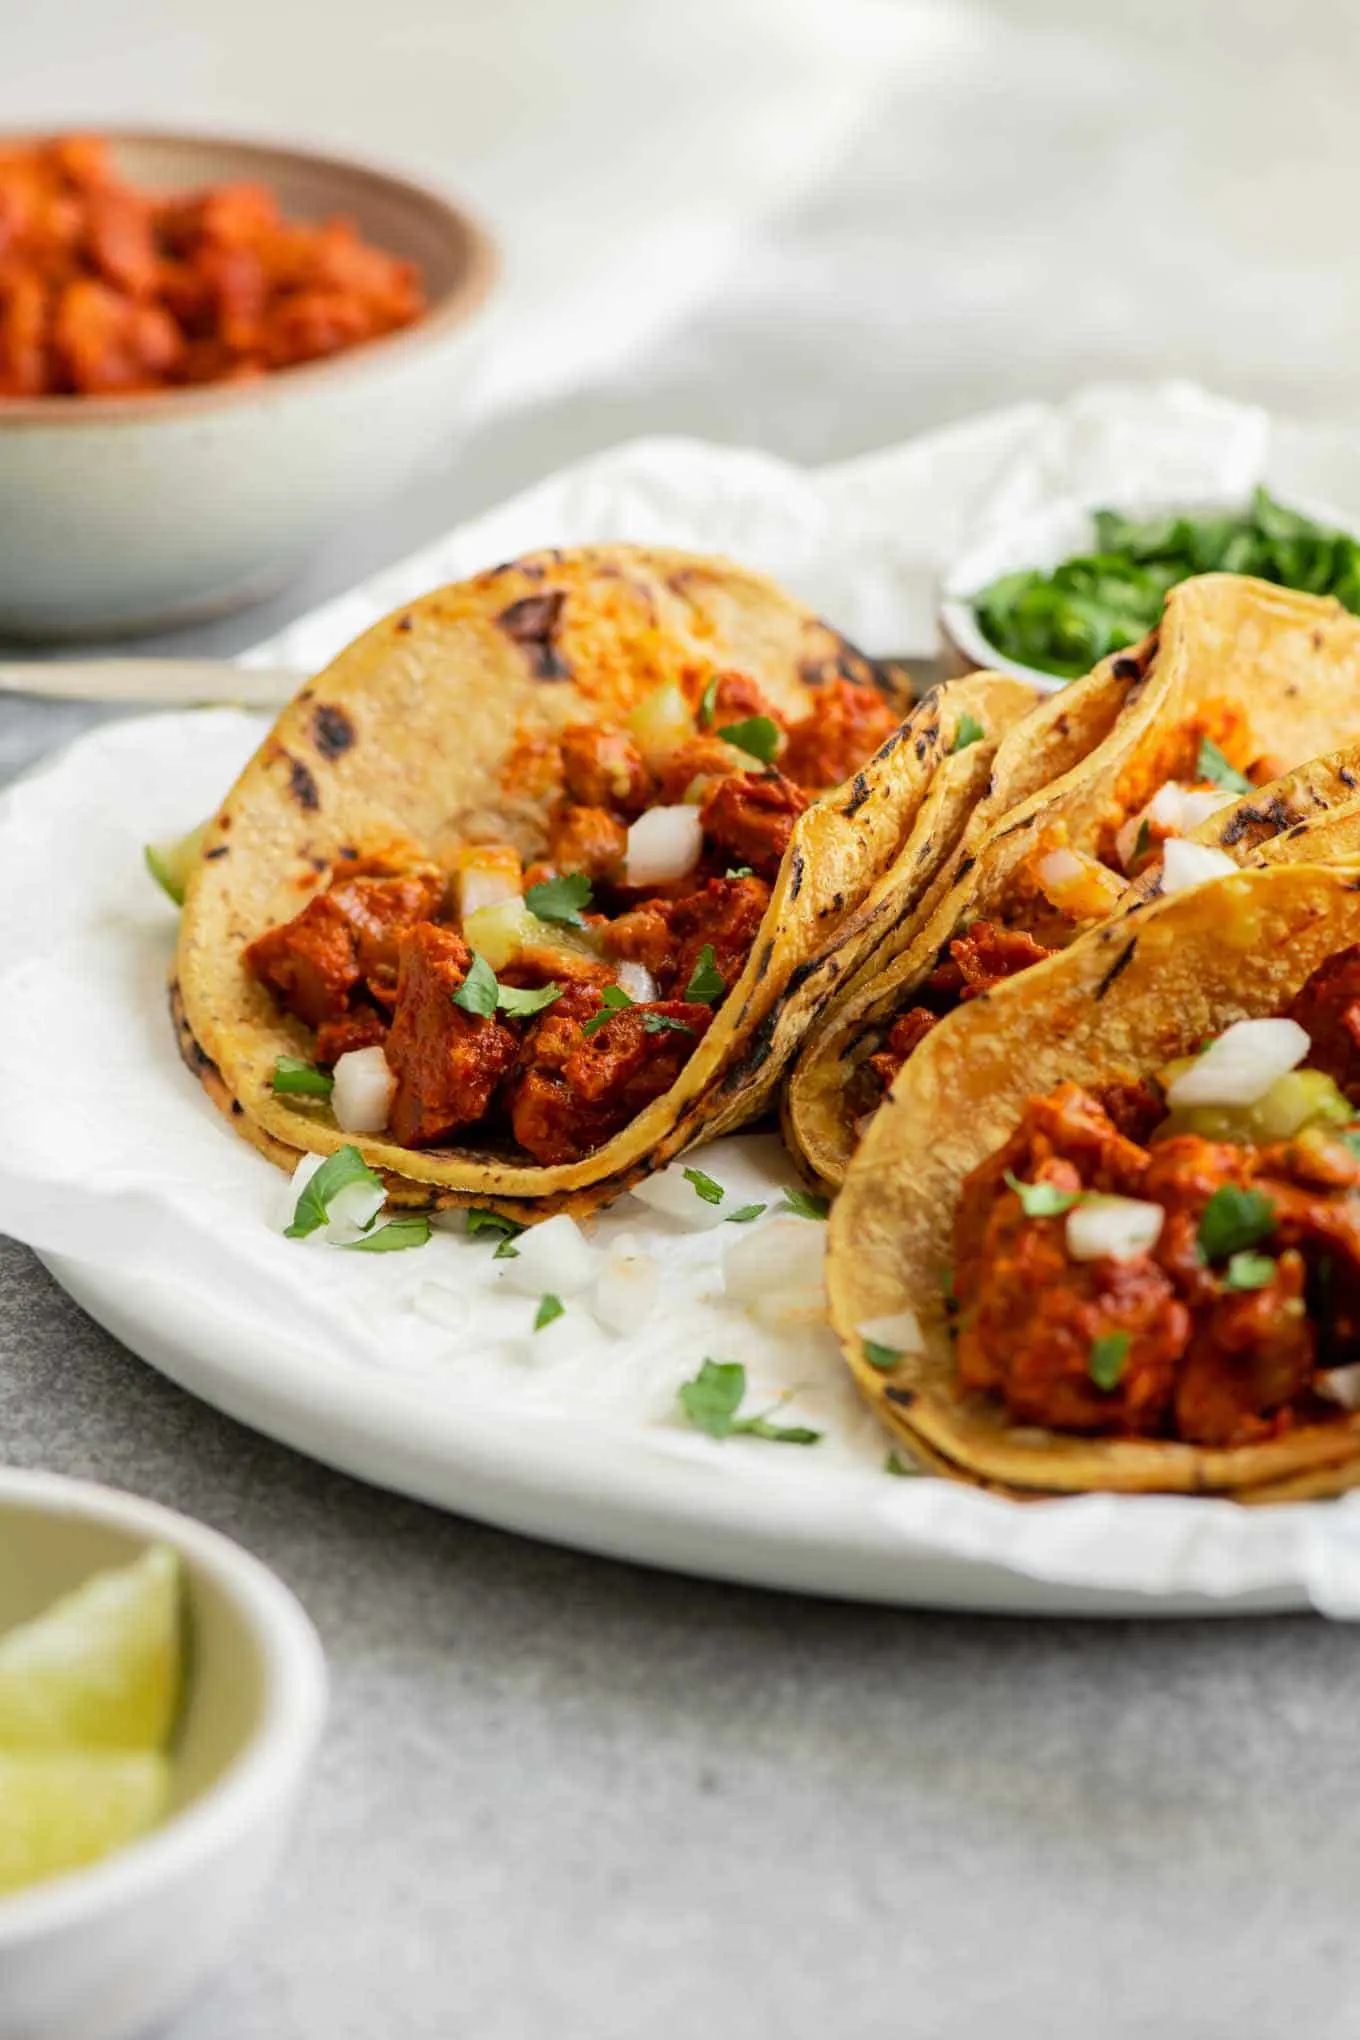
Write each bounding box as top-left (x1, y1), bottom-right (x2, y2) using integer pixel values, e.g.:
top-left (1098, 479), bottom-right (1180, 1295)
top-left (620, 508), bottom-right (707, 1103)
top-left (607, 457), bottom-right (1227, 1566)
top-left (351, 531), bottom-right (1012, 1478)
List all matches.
top-left (951, 955), bottom-right (1360, 1448)
top-left (243, 662), bottom-right (899, 1162)
top-left (866, 921), bottom-right (1059, 1097)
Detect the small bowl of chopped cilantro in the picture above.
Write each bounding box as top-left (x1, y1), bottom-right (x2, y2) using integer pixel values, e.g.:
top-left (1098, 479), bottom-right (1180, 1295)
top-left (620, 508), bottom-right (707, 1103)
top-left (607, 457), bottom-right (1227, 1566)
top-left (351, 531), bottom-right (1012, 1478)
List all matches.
top-left (939, 488), bottom-right (1360, 690)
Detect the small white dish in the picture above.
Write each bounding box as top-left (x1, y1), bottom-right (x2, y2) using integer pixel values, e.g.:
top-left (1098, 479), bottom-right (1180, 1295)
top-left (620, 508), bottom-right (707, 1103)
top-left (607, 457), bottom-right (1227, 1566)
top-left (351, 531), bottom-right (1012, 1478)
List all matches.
top-left (0, 1469), bottom-right (327, 2040)
top-left (0, 128), bottom-right (497, 641)
top-left (938, 489), bottom-right (1360, 693)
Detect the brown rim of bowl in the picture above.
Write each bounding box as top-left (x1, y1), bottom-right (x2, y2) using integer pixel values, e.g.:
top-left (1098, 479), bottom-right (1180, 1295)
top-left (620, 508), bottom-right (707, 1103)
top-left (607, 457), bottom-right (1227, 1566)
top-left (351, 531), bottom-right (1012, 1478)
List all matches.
top-left (0, 125), bottom-right (499, 428)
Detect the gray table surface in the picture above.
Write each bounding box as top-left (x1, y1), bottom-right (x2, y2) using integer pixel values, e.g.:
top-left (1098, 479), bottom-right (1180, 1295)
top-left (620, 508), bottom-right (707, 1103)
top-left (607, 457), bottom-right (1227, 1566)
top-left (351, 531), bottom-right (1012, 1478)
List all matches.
top-left (8, 0), bottom-right (1360, 2030)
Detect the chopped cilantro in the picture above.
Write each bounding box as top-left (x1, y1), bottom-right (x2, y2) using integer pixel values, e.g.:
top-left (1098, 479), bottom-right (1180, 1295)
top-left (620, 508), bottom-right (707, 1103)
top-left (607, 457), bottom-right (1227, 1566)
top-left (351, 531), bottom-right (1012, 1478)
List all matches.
top-left (950, 712), bottom-right (985, 754)
top-left (524, 872), bottom-right (593, 927)
top-left (284, 1145), bottom-right (384, 1240)
top-left (343, 1216), bottom-right (431, 1253)
top-left (493, 1237), bottom-right (521, 1260)
top-left (496, 980), bottom-right (563, 1018)
top-left (1197, 738), bottom-right (1254, 796)
top-left (582, 984), bottom-right (634, 1037)
top-left (725, 865), bottom-right (755, 879)
top-left (862, 1341), bottom-right (902, 1371)
top-left (643, 1012), bottom-right (695, 1036)
top-left (698, 675), bottom-right (719, 726)
top-left (885, 1449), bottom-right (919, 1477)
top-left (1224, 1249), bottom-right (1276, 1292)
top-left (783, 1188), bottom-right (830, 1221)
top-left (717, 715), bottom-right (781, 767)
top-left (1089, 1330), bottom-right (1131, 1391)
top-left (1004, 1169), bottom-right (1082, 1219)
top-left (677, 1359), bottom-right (821, 1445)
top-left (272, 1055), bottom-right (334, 1099)
top-left (684, 1166), bottom-right (725, 1206)
top-left (1197, 1184), bottom-right (1276, 1262)
top-left (1132, 817), bottom-right (1151, 866)
top-left (726, 1203), bottom-right (767, 1224)
top-left (684, 944), bottom-right (726, 1004)
top-left (534, 1293), bottom-right (565, 1332)
top-left (466, 1209), bottom-right (525, 1243)
top-left (452, 952), bottom-right (498, 1018)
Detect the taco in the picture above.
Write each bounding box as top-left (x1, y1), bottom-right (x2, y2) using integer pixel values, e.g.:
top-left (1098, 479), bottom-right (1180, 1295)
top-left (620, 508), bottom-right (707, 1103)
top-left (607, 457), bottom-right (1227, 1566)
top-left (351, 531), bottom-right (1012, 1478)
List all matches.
top-left (786, 572), bottom-right (1360, 1191)
top-left (827, 860), bottom-right (1360, 1499)
top-left (173, 545), bottom-right (1032, 1217)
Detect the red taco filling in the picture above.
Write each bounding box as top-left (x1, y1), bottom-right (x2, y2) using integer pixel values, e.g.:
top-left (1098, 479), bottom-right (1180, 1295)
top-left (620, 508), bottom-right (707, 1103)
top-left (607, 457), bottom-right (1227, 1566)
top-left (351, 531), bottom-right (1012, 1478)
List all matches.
top-left (944, 948), bottom-right (1360, 1446)
top-left (245, 670), bottom-right (900, 1164)
top-left (858, 699), bottom-right (1281, 1113)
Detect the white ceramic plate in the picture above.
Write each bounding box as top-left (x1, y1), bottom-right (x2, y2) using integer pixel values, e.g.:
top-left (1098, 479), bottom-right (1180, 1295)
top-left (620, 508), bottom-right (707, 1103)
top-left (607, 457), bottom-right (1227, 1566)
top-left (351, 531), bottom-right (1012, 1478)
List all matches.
top-left (5, 709), bottom-right (1360, 1619)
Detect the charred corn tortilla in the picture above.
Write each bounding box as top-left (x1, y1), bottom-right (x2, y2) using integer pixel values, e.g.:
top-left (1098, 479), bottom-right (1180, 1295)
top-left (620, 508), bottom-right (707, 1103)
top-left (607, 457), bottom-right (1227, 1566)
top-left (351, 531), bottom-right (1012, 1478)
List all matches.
top-left (175, 546), bottom-right (1030, 1216)
top-left (827, 862), bottom-right (1360, 1499)
top-left (787, 573), bottom-right (1360, 1192)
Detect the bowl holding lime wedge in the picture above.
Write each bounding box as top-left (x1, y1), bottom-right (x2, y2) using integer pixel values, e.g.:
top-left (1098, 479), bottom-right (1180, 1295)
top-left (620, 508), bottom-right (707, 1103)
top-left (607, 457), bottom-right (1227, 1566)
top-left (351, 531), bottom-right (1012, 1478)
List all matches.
top-left (0, 1470), bottom-right (326, 2040)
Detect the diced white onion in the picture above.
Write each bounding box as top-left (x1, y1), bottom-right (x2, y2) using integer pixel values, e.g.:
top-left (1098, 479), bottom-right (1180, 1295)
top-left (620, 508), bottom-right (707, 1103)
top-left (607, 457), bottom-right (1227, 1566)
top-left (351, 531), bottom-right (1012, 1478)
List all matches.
top-left (1034, 846), bottom-right (1125, 917)
top-left (1116, 782), bottom-right (1238, 869)
top-left (279, 1150), bottom-right (386, 1243)
top-left (332, 1046), bottom-right (396, 1134)
top-left (630, 1162), bottom-right (733, 1230)
top-left (1065, 1194), bottom-right (1164, 1263)
top-left (593, 1236), bottom-right (661, 1335)
top-left (412, 1282), bottom-right (468, 1331)
top-left (616, 960), bottom-right (658, 1004)
top-left (1317, 1365), bottom-right (1360, 1412)
top-left (855, 1309), bottom-right (925, 1356)
top-left (459, 867), bottom-right (521, 919)
top-left (628, 681), bottom-right (696, 765)
top-left (724, 1217), bottom-right (828, 1311)
top-left (328, 1177), bottom-right (388, 1237)
top-left (625, 806), bottom-right (704, 888)
top-left (1158, 838), bottom-right (1238, 895)
top-left (498, 1213), bottom-right (601, 1296)
top-left (1165, 1018), bottom-right (1311, 1109)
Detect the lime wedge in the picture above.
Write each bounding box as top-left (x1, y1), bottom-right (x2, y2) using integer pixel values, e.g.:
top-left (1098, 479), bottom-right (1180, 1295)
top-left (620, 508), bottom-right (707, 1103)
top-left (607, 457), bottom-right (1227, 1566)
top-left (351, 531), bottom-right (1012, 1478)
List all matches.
top-left (144, 820), bottom-right (208, 906)
top-left (0, 1749), bottom-right (170, 1893)
top-left (0, 1544), bottom-right (182, 1751)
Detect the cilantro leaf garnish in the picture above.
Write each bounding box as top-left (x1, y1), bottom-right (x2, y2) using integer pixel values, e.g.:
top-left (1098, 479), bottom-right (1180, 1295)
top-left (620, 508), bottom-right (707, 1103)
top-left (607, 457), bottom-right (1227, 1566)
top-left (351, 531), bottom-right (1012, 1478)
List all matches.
top-left (862, 1340), bottom-right (903, 1371)
top-left (885, 1449), bottom-right (919, 1477)
top-left (950, 713), bottom-right (985, 754)
top-left (725, 865), bottom-right (755, 879)
top-left (1197, 1185), bottom-right (1276, 1262)
top-left (726, 1202), bottom-right (767, 1224)
top-left (677, 1359), bottom-right (821, 1445)
top-left (1132, 817), bottom-right (1151, 866)
top-left (582, 983), bottom-right (635, 1037)
top-left (1224, 1249), bottom-right (1276, 1292)
top-left (467, 1209), bottom-right (525, 1243)
top-left (1004, 1170), bottom-right (1082, 1219)
top-left (684, 1166), bottom-right (725, 1206)
top-left (698, 675), bottom-right (719, 726)
top-left (524, 872), bottom-right (593, 927)
top-left (1196, 738), bottom-right (1253, 796)
top-left (493, 1236), bottom-right (521, 1260)
top-left (272, 1055), bottom-right (334, 1099)
top-left (1089, 1330), bottom-right (1131, 1391)
top-left (452, 952), bottom-right (498, 1018)
top-left (783, 1188), bottom-right (830, 1221)
top-left (456, 954), bottom-right (563, 1021)
top-left (717, 715), bottom-right (781, 767)
top-left (343, 1216), bottom-right (432, 1253)
top-left (643, 1012), bottom-right (695, 1036)
top-left (284, 1145), bottom-right (384, 1239)
top-left (496, 980), bottom-right (563, 1018)
top-left (684, 944), bottom-right (726, 1004)
top-left (534, 1293), bottom-right (565, 1331)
